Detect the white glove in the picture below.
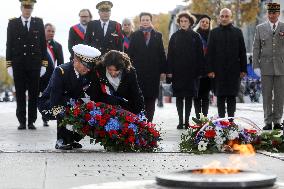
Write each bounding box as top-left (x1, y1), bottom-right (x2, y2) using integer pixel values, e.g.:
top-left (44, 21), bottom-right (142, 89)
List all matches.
top-left (40, 66), bottom-right (46, 77)
top-left (253, 68), bottom-right (261, 77)
top-left (7, 67), bottom-right (13, 78)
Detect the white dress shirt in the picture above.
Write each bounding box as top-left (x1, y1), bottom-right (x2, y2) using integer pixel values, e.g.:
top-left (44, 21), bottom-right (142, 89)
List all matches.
top-left (100, 20), bottom-right (109, 36)
top-left (269, 20), bottom-right (279, 32)
top-left (21, 16), bottom-right (31, 31)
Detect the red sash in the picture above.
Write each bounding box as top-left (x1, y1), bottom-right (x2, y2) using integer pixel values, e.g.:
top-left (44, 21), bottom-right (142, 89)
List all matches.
top-left (72, 24), bottom-right (85, 40)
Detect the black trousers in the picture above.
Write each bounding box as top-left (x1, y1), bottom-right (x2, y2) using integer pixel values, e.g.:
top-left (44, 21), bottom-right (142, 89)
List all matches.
top-left (193, 90), bottom-right (210, 119)
top-left (176, 97), bottom-right (193, 125)
top-left (13, 68), bottom-right (40, 125)
top-left (57, 120), bottom-right (82, 144)
top-left (217, 96), bottom-right (236, 118)
top-left (144, 97), bottom-right (156, 122)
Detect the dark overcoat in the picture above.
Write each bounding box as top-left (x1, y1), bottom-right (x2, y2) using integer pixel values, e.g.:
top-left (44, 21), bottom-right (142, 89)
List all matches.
top-left (88, 64), bottom-right (145, 114)
top-left (128, 29), bottom-right (167, 98)
top-left (68, 24), bottom-right (85, 59)
top-left (39, 40), bottom-right (64, 92)
top-left (167, 29), bottom-right (204, 97)
top-left (207, 24), bottom-right (247, 96)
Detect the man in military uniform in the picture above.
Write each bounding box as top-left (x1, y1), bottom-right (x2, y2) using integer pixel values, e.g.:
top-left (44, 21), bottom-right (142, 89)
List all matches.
top-left (84, 1), bottom-right (123, 55)
top-left (253, 3), bottom-right (284, 130)
top-left (39, 23), bottom-right (64, 127)
top-left (6, 0), bottom-right (48, 130)
top-left (38, 44), bottom-right (101, 150)
top-left (68, 9), bottom-right (92, 60)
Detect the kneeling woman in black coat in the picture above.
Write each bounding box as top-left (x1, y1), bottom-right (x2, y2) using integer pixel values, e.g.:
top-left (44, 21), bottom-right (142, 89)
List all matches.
top-left (88, 50), bottom-right (145, 115)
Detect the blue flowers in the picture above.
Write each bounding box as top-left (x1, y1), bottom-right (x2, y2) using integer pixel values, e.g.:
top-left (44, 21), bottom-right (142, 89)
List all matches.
top-left (128, 123), bottom-right (138, 133)
top-left (105, 118), bottom-right (121, 132)
top-left (90, 109), bottom-right (102, 116)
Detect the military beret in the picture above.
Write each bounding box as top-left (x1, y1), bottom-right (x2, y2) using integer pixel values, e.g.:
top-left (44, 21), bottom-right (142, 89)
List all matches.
top-left (96, 1), bottom-right (113, 11)
top-left (267, 3), bottom-right (280, 13)
top-left (20, 0), bottom-right (36, 6)
top-left (72, 44), bottom-right (101, 69)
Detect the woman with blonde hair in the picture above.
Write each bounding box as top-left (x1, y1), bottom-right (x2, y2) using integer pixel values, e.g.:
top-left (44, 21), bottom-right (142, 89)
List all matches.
top-left (193, 15), bottom-right (212, 119)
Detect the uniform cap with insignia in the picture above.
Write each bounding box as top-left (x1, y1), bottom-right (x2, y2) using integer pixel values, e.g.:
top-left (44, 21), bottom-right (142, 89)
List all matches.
top-left (72, 44), bottom-right (101, 69)
top-left (267, 3), bottom-right (280, 13)
top-left (20, 0), bottom-right (36, 6)
top-left (96, 1), bottom-right (113, 11)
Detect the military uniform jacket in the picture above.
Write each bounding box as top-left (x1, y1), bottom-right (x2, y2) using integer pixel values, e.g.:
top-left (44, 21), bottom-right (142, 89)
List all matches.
top-left (68, 24), bottom-right (85, 59)
top-left (39, 40), bottom-right (64, 92)
top-left (38, 62), bottom-right (90, 120)
top-left (252, 21), bottom-right (284, 75)
top-left (84, 20), bottom-right (123, 55)
top-left (6, 17), bottom-right (47, 70)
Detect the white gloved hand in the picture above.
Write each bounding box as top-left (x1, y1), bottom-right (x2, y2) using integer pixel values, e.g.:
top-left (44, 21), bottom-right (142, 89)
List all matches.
top-left (253, 68), bottom-right (261, 77)
top-left (7, 67), bottom-right (13, 78)
top-left (40, 66), bottom-right (46, 77)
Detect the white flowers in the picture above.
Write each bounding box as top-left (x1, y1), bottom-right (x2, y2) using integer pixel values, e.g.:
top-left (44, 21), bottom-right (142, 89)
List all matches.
top-left (228, 130), bottom-right (239, 140)
top-left (198, 141), bottom-right (208, 151)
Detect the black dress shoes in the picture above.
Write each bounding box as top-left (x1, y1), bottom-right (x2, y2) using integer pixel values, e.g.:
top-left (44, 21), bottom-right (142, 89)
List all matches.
top-left (18, 123), bottom-right (26, 130)
top-left (55, 139), bottom-right (73, 150)
top-left (28, 123), bottom-right (36, 130)
top-left (273, 123), bottom-right (283, 130)
top-left (43, 121), bottom-right (49, 127)
top-left (263, 124), bottom-right (272, 130)
top-left (177, 124), bottom-right (184, 129)
top-left (72, 142), bottom-right (82, 149)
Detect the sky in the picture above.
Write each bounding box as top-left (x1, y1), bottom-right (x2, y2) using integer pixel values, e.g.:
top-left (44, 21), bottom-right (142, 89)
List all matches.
top-left (0, 0), bottom-right (185, 60)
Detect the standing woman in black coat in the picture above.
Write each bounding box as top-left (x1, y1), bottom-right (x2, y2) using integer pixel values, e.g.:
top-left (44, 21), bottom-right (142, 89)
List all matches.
top-left (88, 50), bottom-right (145, 115)
top-left (128, 12), bottom-right (167, 122)
top-left (193, 15), bottom-right (212, 119)
top-left (167, 12), bottom-right (204, 129)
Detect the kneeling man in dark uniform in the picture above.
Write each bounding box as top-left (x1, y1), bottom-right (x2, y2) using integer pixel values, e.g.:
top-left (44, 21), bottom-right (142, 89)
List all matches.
top-left (38, 44), bottom-right (101, 150)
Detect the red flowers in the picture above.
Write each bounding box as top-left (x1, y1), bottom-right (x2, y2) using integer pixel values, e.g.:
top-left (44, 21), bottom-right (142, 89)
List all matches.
top-left (244, 129), bottom-right (257, 134)
top-left (205, 130), bottom-right (216, 138)
top-left (73, 107), bottom-right (81, 117)
top-left (86, 101), bottom-right (94, 110)
top-left (61, 100), bottom-right (161, 152)
top-left (219, 121), bottom-right (231, 127)
top-left (85, 113), bottom-right (91, 121)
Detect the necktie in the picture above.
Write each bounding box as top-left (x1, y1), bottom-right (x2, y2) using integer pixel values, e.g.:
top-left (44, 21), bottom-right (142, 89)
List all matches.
top-left (273, 23), bottom-right (276, 35)
top-left (24, 20), bottom-right (28, 32)
top-left (102, 22), bottom-right (106, 36)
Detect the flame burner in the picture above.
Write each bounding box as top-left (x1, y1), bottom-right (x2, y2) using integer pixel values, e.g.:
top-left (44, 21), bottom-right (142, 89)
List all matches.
top-left (156, 169), bottom-right (277, 189)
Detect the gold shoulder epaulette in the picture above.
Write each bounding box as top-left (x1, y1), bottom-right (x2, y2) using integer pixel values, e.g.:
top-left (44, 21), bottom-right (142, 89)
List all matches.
top-left (58, 67), bottom-right (64, 75)
top-left (9, 17), bottom-right (16, 21)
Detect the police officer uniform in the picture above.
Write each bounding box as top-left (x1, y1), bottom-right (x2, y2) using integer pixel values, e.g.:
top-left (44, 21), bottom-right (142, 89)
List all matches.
top-left (38, 44), bottom-right (101, 150)
top-left (253, 3), bottom-right (284, 130)
top-left (6, 0), bottom-right (48, 130)
top-left (84, 1), bottom-right (123, 55)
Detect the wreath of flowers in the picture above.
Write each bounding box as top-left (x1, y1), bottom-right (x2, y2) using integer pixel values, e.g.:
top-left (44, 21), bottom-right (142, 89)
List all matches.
top-left (60, 99), bottom-right (161, 152)
top-left (179, 114), bottom-right (284, 154)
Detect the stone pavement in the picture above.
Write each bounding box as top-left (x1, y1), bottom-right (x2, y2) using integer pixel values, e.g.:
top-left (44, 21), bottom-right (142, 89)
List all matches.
top-left (0, 101), bottom-right (283, 189)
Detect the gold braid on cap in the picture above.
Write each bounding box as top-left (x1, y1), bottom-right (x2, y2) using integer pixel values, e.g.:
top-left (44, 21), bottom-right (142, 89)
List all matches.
top-left (74, 52), bottom-right (100, 63)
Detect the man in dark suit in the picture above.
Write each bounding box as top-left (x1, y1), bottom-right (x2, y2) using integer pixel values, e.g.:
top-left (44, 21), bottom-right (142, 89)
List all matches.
top-left (128, 12), bottom-right (167, 122)
top-left (6, 0), bottom-right (48, 130)
top-left (207, 8), bottom-right (247, 120)
top-left (39, 23), bottom-right (64, 127)
top-left (84, 1), bottom-right (123, 55)
top-left (68, 9), bottom-right (92, 60)
top-left (38, 44), bottom-right (101, 150)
